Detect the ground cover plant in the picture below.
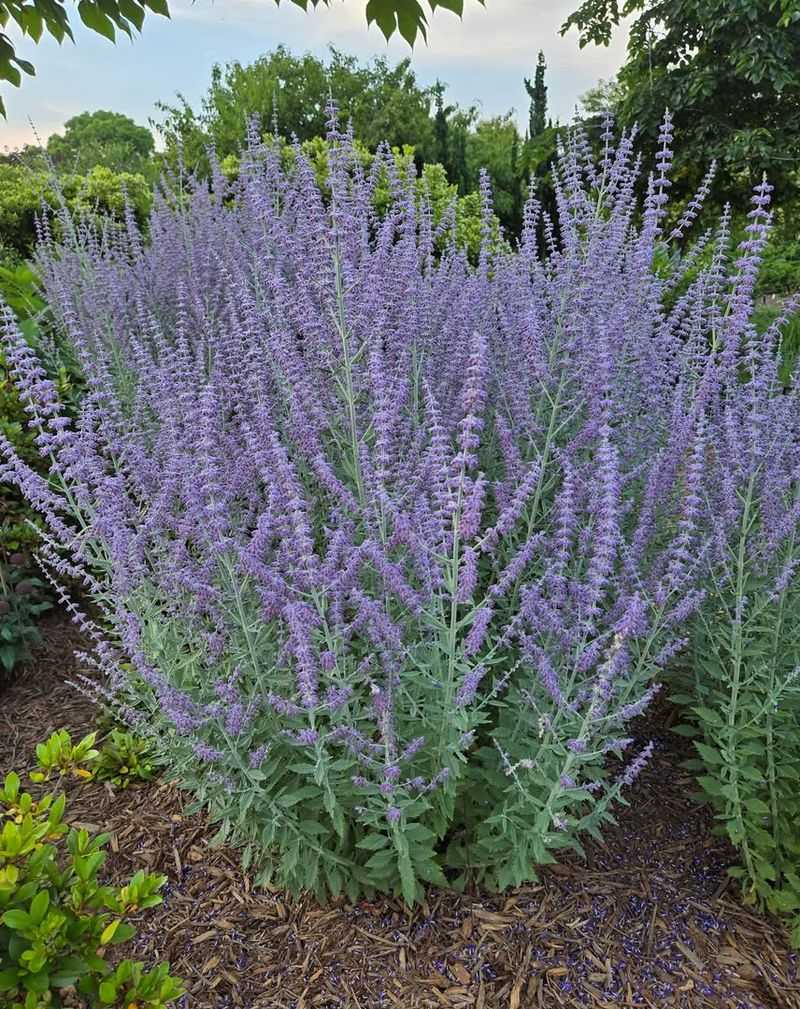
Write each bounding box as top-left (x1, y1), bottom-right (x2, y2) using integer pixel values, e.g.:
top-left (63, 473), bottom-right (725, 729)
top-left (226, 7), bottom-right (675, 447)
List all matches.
top-left (1, 112), bottom-right (799, 938)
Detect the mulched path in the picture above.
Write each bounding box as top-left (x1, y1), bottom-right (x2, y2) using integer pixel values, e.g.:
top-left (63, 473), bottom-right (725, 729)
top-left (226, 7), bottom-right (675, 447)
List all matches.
top-left (2, 613), bottom-right (799, 1009)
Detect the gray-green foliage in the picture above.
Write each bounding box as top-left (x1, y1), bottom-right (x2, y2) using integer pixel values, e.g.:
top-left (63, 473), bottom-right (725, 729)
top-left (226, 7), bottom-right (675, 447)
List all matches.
top-left (672, 482), bottom-right (800, 944)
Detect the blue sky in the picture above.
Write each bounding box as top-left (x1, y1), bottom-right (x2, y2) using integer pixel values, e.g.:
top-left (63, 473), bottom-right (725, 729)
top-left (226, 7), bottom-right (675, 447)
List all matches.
top-left (1, 0), bottom-right (630, 151)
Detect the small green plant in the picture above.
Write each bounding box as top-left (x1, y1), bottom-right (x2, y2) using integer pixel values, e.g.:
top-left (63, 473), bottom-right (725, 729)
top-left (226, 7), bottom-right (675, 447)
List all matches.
top-left (29, 731), bottom-right (100, 784)
top-left (0, 773), bottom-right (60, 829)
top-left (0, 770), bottom-right (184, 1008)
top-left (0, 554), bottom-right (52, 676)
top-left (96, 731), bottom-right (156, 789)
top-left (93, 959), bottom-right (185, 1008)
top-left (29, 728), bottom-right (157, 791)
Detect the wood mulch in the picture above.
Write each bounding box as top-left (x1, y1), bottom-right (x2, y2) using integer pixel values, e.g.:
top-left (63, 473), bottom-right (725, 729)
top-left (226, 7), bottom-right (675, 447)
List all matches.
top-left (1, 613), bottom-right (799, 1008)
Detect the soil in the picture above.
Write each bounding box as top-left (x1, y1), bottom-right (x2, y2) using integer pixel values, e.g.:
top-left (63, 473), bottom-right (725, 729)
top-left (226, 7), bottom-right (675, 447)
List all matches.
top-left (2, 612), bottom-right (799, 1009)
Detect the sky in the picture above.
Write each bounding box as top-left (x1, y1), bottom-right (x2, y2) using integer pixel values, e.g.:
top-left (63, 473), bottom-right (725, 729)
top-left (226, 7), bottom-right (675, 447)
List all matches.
top-left (1, 0), bottom-right (630, 152)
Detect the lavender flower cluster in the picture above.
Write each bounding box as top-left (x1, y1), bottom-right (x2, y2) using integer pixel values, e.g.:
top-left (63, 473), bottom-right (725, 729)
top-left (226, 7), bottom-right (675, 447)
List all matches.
top-left (2, 114), bottom-right (798, 902)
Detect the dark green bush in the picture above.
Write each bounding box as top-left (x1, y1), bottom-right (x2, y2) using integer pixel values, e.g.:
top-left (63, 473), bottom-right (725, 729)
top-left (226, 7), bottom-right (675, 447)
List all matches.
top-left (0, 554), bottom-right (51, 677)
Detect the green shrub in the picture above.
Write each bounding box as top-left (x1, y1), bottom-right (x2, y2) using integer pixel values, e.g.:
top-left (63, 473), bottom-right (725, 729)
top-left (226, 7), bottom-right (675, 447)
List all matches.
top-left (0, 555), bottom-right (51, 677)
top-left (0, 164), bottom-right (152, 259)
top-left (0, 264), bottom-right (43, 490)
top-left (0, 769), bottom-right (183, 1008)
top-left (1, 259), bottom-right (85, 682)
top-left (663, 225), bottom-right (800, 302)
top-left (757, 237), bottom-right (800, 297)
top-left (1, 262), bottom-right (60, 681)
top-left (0, 168), bottom-right (54, 260)
top-left (223, 134), bottom-right (500, 262)
top-left (660, 226), bottom-right (800, 382)
top-left (751, 304), bottom-right (800, 385)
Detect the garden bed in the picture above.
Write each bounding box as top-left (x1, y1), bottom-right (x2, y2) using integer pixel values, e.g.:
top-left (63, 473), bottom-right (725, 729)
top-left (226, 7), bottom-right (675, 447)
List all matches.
top-left (1, 614), bottom-right (798, 1009)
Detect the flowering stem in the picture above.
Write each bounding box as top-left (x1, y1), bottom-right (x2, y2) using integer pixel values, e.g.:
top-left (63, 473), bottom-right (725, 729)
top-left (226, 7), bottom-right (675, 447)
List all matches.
top-left (332, 249), bottom-right (365, 510)
top-left (726, 474), bottom-right (758, 887)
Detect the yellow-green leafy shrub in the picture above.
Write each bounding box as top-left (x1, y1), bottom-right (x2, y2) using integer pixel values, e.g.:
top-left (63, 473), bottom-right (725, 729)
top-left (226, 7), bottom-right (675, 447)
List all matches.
top-left (0, 770), bottom-right (183, 1008)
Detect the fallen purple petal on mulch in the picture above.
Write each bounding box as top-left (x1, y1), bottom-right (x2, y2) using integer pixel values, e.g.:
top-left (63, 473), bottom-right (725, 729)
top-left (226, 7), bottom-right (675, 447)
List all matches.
top-left (1, 612), bottom-right (798, 1008)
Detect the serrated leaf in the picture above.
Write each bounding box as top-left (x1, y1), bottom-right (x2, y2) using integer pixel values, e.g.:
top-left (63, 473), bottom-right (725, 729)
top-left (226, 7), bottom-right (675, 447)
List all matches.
top-left (277, 785), bottom-right (319, 807)
top-left (697, 774), bottom-right (724, 797)
top-left (773, 888), bottom-right (800, 912)
top-left (300, 820), bottom-right (330, 836)
top-left (694, 741), bottom-right (724, 765)
top-left (398, 849), bottom-right (416, 906)
top-left (691, 705), bottom-right (725, 727)
top-left (364, 848), bottom-right (395, 871)
top-left (356, 833), bottom-right (389, 851)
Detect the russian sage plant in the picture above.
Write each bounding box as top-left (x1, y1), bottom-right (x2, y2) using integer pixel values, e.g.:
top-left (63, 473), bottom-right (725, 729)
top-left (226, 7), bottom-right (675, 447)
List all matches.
top-left (666, 187), bottom-right (800, 939)
top-left (2, 114), bottom-right (798, 906)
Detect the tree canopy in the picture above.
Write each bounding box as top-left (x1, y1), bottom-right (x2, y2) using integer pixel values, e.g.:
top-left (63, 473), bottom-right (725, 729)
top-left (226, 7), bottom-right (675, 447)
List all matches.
top-left (562, 0), bottom-right (800, 202)
top-left (156, 46), bottom-right (439, 172)
top-left (46, 109), bottom-right (154, 175)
